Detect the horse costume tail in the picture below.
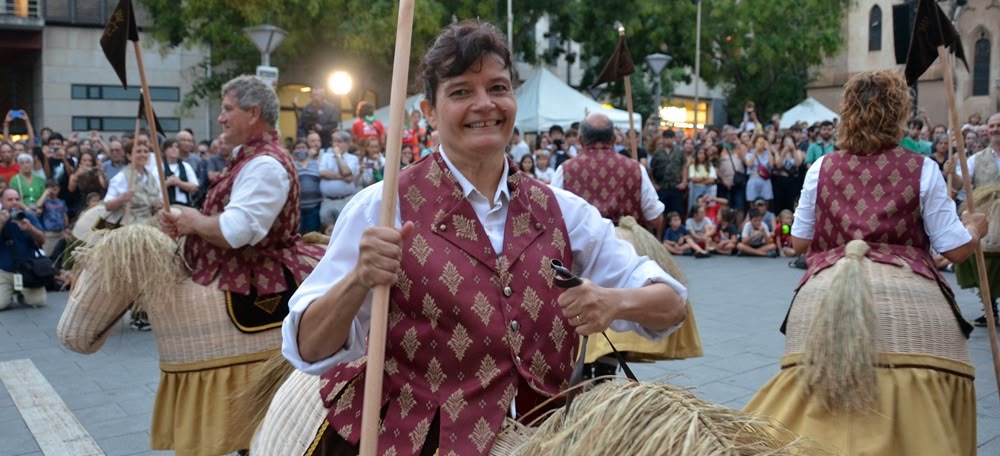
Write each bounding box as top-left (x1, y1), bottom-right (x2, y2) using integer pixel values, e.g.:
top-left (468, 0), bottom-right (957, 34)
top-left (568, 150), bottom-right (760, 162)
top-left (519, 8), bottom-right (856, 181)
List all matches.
top-left (229, 352), bottom-right (296, 445)
top-left (800, 239), bottom-right (877, 411)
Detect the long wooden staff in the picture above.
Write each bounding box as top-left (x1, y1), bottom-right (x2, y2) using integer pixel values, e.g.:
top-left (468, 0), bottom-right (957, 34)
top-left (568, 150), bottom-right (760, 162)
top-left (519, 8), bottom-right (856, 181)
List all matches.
top-left (359, 0), bottom-right (414, 454)
top-left (937, 45), bottom-right (1000, 400)
top-left (618, 26), bottom-right (638, 162)
top-left (133, 42), bottom-right (171, 212)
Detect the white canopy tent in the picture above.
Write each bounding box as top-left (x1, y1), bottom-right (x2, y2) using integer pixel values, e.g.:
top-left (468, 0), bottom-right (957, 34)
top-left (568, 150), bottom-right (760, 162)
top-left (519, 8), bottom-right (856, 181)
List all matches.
top-left (779, 97), bottom-right (839, 129)
top-left (515, 67), bottom-right (640, 133)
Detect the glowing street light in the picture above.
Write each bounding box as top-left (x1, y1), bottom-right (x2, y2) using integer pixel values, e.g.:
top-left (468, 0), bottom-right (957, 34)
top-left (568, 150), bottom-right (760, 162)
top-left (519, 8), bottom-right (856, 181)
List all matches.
top-left (327, 71), bottom-right (353, 96)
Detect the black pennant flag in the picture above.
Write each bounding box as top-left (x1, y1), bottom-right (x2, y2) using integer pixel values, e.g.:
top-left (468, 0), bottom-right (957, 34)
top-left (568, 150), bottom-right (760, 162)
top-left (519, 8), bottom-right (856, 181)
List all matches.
top-left (100, 0), bottom-right (139, 88)
top-left (138, 95), bottom-right (164, 135)
top-left (591, 34), bottom-right (636, 88)
top-left (904, 0), bottom-right (969, 85)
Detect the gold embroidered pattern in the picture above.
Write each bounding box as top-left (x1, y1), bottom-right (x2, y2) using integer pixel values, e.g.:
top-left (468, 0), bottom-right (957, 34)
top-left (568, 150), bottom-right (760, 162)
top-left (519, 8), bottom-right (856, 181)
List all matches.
top-left (405, 185), bottom-right (427, 212)
top-left (452, 214), bottom-right (479, 241)
top-left (253, 295), bottom-right (281, 313)
top-left (388, 306), bottom-right (404, 330)
top-left (884, 200), bottom-right (898, 217)
top-left (385, 357), bottom-right (399, 375)
top-left (334, 382), bottom-right (356, 415)
top-left (339, 424), bottom-right (353, 438)
top-left (398, 383), bottom-right (416, 418)
top-left (323, 380), bottom-right (348, 403)
top-left (831, 169), bottom-right (844, 185)
top-left (425, 357), bottom-right (446, 393)
top-left (471, 292), bottom-right (494, 326)
top-left (396, 270), bottom-right (412, 300)
top-left (529, 350), bottom-right (551, 380)
top-left (475, 355), bottom-right (500, 389)
top-left (551, 228), bottom-right (566, 255)
top-left (409, 234), bottom-right (433, 267)
top-left (875, 154), bottom-right (890, 170)
top-left (867, 214), bottom-right (880, 232)
top-left (512, 213), bottom-right (532, 238)
top-left (539, 257), bottom-right (556, 288)
top-left (442, 390), bottom-right (468, 423)
top-left (520, 287), bottom-right (543, 321)
top-left (448, 324), bottom-right (473, 361)
top-left (905, 157), bottom-right (920, 173)
top-left (842, 183), bottom-right (855, 200)
top-left (901, 185), bottom-right (916, 203)
top-left (871, 184), bottom-right (885, 202)
top-left (858, 168), bottom-right (873, 186)
top-left (401, 327), bottom-right (421, 361)
top-left (529, 185), bottom-right (549, 209)
top-left (854, 198), bottom-right (868, 216)
top-left (428, 160), bottom-right (443, 187)
top-left (549, 315), bottom-right (568, 351)
top-left (409, 417), bottom-right (430, 453)
top-left (470, 418), bottom-right (496, 453)
top-left (498, 384), bottom-right (517, 410)
top-left (439, 262), bottom-right (464, 296)
top-left (422, 294), bottom-right (442, 329)
top-left (887, 169), bottom-right (902, 187)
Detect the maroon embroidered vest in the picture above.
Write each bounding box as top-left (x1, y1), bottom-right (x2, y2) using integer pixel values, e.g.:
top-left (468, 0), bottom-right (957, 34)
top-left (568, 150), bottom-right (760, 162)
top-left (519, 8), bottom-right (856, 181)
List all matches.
top-left (798, 148), bottom-right (971, 335)
top-left (183, 130), bottom-right (324, 294)
top-left (319, 152), bottom-right (576, 456)
top-left (560, 144), bottom-right (643, 224)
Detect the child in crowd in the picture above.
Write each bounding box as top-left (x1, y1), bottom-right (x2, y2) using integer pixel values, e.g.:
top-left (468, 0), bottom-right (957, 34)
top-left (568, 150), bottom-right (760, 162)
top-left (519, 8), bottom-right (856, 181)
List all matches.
top-left (685, 205), bottom-right (715, 258)
top-left (737, 208), bottom-right (777, 257)
top-left (534, 150), bottom-right (553, 184)
top-left (773, 209), bottom-right (796, 257)
top-left (750, 198), bottom-right (775, 228)
top-left (713, 207), bottom-right (740, 256)
top-left (35, 179), bottom-right (68, 256)
top-left (357, 138), bottom-right (385, 188)
top-left (518, 153), bottom-right (536, 177)
top-left (697, 193), bottom-right (728, 225)
top-left (663, 211), bottom-right (709, 257)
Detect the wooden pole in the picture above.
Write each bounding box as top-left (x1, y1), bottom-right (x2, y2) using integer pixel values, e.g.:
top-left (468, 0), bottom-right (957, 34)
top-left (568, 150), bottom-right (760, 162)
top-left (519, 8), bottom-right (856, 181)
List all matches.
top-left (359, 0), bottom-right (414, 454)
top-left (938, 45), bottom-right (1000, 400)
top-left (618, 27), bottom-right (638, 161)
top-left (132, 41), bottom-right (171, 213)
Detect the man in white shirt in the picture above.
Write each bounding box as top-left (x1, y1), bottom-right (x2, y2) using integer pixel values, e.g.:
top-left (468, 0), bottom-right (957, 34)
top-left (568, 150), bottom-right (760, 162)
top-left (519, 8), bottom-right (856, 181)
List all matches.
top-left (318, 131), bottom-right (360, 229)
top-left (161, 75), bottom-right (324, 296)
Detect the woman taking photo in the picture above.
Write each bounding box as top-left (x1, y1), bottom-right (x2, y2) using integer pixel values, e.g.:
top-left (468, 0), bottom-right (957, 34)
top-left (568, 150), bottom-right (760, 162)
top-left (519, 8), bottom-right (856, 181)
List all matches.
top-left (282, 20), bottom-right (687, 455)
top-left (66, 150), bottom-right (108, 217)
top-left (744, 70), bottom-right (987, 456)
top-left (744, 135), bottom-right (774, 208)
top-left (770, 133), bottom-right (804, 214)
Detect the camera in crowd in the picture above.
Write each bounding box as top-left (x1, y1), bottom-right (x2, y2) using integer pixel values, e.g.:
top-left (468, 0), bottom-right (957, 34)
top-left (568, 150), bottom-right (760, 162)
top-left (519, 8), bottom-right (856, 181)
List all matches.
top-left (8, 208), bottom-right (27, 221)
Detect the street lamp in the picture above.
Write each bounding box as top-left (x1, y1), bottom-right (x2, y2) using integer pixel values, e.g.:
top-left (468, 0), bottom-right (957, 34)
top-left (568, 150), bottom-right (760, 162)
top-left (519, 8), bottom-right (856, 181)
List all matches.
top-left (244, 24), bottom-right (288, 87)
top-left (645, 53), bottom-right (672, 117)
top-left (327, 71), bottom-right (353, 96)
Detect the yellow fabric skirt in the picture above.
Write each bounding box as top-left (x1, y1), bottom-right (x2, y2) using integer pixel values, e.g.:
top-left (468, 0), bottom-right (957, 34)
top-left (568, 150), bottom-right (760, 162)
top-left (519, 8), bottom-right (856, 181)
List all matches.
top-left (744, 352), bottom-right (976, 456)
top-left (585, 300), bottom-right (702, 363)
top-left (150, 350), bottom-right (274, 456)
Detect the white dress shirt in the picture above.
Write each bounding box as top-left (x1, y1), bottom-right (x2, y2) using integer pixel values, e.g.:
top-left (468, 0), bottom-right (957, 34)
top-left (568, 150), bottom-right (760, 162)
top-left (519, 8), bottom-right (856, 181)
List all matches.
top-left (282, 150), bottom-right (688, 375)
top-left (551, 162), bottom-right (664, 222)
top-left (793, 155), bottom-right (971, 254)
top-left (165, 161), bottom-right (200, 205)
top-left (217, 146), bottom-right (290, 248)
top-left (318, 150), bottom-right (361, 198)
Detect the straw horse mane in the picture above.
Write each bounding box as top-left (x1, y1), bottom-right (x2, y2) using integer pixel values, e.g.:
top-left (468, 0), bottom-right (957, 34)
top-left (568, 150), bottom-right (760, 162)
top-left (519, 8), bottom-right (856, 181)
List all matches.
top-left (73, 223), bottom-right (185, 304)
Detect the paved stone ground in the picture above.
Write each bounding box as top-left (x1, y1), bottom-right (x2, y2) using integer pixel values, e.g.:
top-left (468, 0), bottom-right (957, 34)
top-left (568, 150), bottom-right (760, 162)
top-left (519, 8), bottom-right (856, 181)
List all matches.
top-left (0, 256), bottom-right (997, 455)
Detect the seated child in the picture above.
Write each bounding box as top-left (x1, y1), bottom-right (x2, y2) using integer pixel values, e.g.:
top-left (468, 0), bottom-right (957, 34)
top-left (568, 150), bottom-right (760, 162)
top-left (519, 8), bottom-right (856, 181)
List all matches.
top-left (685, 204), bottom-right (716, 257)
top-left (773, 209), bottom-right (796, 257)
top-left (737, 208), bottom-right (777, 257)
top-left (696, 193), bottom-right (728, 225)
top-left (712, 207), bottom-right (739, 255)
top-left (663, 211), bottom-right (709, 257)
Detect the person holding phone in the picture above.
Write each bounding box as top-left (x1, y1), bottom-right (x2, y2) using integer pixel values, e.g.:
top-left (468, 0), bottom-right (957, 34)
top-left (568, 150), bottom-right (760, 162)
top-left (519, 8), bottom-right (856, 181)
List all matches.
top-left (3, 110), bottom-right (35, 150)
top-left (740, 102), bottom-right (758, 132)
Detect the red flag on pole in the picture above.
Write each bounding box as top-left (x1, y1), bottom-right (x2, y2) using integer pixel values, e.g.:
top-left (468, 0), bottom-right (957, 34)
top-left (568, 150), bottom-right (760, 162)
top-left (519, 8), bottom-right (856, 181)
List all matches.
top-left (100, 0), bottom-right (140, 88)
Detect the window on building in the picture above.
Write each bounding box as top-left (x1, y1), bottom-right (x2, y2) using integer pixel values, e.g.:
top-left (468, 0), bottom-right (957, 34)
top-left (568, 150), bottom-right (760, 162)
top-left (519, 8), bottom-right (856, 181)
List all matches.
top-left (45, 0), bottom-right (151, 27)
top-left (973, 36), bottom-right (991, 96)
top-left (869, 5), bottom-right (882, 52)
top-left (72, 116), bottom-right (180, 133)
top-left (71, 84), bottom-right (180, 102)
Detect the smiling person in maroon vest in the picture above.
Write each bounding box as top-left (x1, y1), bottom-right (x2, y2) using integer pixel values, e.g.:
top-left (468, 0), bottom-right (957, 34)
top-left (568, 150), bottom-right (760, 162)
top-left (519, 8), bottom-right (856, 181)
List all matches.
top-left (744, 70), bottom-right (988, 456)
top-left (160, 75), bottom-right (324, 298)
top-left (281, 21), bottom-right (688, 456)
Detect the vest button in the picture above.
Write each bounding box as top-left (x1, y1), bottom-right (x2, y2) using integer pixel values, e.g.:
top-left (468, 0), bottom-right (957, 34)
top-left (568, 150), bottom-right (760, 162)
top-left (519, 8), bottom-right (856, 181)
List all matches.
top-left (503, 286), bottom-right (513, 297)
top-left (510, 320), bottom-right (520, 332)
top-left (438, 223), bottom-right (447, 232)
top-left (515, 355), bottom-right (522, 364)
top-left (534, 222), bottom-right (543, 230)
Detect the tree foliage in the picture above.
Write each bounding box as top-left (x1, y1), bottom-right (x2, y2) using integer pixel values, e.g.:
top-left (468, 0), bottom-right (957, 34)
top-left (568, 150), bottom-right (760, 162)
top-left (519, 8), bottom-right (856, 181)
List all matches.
top-left (139, 0), bottom-right (847, 122)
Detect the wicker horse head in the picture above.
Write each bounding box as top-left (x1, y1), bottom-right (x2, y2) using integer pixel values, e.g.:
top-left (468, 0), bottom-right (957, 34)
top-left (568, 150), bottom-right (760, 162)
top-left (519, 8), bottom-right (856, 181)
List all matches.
top-left (56, 223), bottom-right (323, 455)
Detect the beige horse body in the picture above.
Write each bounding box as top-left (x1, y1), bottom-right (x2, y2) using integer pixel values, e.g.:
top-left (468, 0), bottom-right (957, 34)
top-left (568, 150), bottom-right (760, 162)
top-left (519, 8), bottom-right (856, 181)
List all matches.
top-left (57, 224), bottom-right (311, 456)
top-left (247, 219), bottom-right (801, 455)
